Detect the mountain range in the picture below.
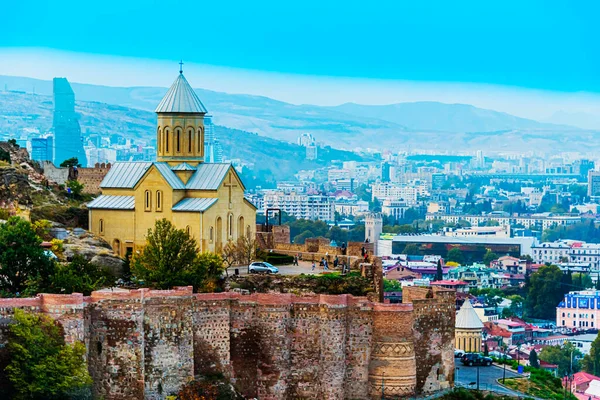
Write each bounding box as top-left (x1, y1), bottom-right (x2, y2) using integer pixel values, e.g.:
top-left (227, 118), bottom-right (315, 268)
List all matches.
top-left (1, 74), bottom-right (594, 154)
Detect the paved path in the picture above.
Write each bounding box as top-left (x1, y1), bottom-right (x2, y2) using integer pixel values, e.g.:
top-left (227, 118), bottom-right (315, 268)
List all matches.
top-left (455, 363), bottom-right (538, 398)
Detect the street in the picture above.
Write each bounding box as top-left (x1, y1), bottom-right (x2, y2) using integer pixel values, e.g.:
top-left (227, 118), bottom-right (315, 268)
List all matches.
top-left (455, 363), bottom-right (529, 397)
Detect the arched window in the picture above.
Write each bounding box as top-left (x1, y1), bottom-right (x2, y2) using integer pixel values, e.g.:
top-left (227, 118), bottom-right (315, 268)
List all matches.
top-left (238, 216), bottom-right (245, 238)
top-left (165, 129), bottom-right (170, 152)
top-left (210, 226), bottom-right (214, 242)
top-left (145, 190), bottom-right (151, 211)
top-left (215, 218), bottom-right (223, 250)
top-left (99, 219), bottom-right (104, 235)
top-left (198, 127), bottom-right (203, 156)
top-left (176, 129), bottom-right (181, 153)
top-left (158, 129), bottom-right (162, 153)
top-left (228, 214), bottom-right (233, 237)
top-left (246, 225), bottom-right (251, 238)
top-left (156, 190), bottom-right (162, 211)
top-left (188, 129), bottom-right (193, 153)
top-left (186, 225), bottom-right (191, 235)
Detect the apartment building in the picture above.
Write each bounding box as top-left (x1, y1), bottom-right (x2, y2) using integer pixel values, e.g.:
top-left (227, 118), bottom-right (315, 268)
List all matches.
top-left (532, 240), bottom-right (600, 268)
top-left (263, 191), bottom-right (335, 221)
top-left (427, 213), bottom-right (581, 230)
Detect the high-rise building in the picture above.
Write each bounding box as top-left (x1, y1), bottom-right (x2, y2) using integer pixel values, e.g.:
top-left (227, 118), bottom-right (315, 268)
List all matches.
top-left (588, 171), bottom-right (600, 197)
top-left (381, 162), bottom-right (391, 182)
top-left (52, 78), bottom-right (87, 166)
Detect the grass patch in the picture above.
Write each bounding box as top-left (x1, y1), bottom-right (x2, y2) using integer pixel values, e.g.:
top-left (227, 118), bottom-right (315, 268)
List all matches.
top-left (501, 368), bottom-right (576, 400)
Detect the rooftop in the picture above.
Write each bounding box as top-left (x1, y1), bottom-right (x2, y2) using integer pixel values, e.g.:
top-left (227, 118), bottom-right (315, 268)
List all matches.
top-left (155, 72), bottom-right (207, 114)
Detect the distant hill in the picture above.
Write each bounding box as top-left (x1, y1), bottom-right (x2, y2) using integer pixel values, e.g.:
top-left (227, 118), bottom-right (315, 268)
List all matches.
top-left (0, 75), bottom-right (596, 154)
top-left (0, 91), bottom-right (363, 180)
top-left (330, 101), bottom-right (574, 132)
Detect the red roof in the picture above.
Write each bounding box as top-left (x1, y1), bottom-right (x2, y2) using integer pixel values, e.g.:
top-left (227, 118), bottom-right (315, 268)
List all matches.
top-left (572, 371), bottom-right (600, 386)
top-left (430, 280), bottom-right (468, 286)
top-left (484, 321), bottom-right (511, 338)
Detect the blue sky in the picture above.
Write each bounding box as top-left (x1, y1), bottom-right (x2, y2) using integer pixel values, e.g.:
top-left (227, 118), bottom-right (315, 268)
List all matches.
top-left (2, 0), bottom-right (598, 92)
top-left (1, 0), bottom-right (600, 123)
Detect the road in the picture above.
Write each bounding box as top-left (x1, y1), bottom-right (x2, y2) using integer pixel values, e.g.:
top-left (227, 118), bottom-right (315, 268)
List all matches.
top-left (226, 260), bottom-right (328, 276)
top-left (455, 363), bottom-right (534, 398)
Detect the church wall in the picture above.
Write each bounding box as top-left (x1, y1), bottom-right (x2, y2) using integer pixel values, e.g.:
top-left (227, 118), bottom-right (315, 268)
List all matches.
top-left (89, 209), bottom-right (135, 256)
top-left (172, 212), bottom-right (201, 243)
top-left (156, 114), bottom-right (204, 162)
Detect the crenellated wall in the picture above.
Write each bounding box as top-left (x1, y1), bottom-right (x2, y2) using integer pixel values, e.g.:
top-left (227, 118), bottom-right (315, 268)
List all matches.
top-left (0, 287), bottom-right (454, 399)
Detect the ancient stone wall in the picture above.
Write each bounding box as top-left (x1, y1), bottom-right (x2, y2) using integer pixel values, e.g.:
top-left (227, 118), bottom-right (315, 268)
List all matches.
top-left (402, 286), bottom-right (455, 394)
top-left (0, 288), bottom-right (454, 399)
top-left (78, 163), bottom-right (112, 194)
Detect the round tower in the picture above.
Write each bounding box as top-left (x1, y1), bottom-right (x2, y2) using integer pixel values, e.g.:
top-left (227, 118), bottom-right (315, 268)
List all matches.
top-left (455, 299), bottom-right (484, 353)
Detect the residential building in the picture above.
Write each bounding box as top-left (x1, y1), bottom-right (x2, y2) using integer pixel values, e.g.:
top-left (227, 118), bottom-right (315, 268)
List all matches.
top-left (532, 240), bottom-right (600, 269)
top-left (427, 212), bottom-right (581, 230)
top-left (557, 290), bottom-right (600, 329)
top-left (445, 226), bottom-right (510, 238)
top-left (589, 171), bottom-right (600, 197)
top-left (263, 191), bottom-right (335, 221)
top-left (372, 182), bottom-right (419, 205)
top-left (335, 199), bottom-right (369, 216)
top-left (30, 136), bottom-right (53, 163)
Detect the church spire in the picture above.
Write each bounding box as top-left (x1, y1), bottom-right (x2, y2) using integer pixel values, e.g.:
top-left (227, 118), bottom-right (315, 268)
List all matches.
top-left (179, 60), bottom-right (184, 74)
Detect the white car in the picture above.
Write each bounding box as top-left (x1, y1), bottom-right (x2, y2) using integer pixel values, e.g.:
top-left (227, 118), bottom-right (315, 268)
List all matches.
top-left (249, 262), bottom-right (279, 274)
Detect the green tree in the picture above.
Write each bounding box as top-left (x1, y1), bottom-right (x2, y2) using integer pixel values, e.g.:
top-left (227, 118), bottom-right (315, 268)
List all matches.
top-left (383, 279), bottom-right (403, 292)
top-left (65, 180), bottom-right (85, 199)
top-left (370, 197), bottom-right (381, 212)
top-left (0, 147), bottom-right (10, 163)
top-left (525, 265), bottom-right (567, 320)
top-left (582, 334), bottom-right (600, 376)
top-left (327, 225), bottom-right (348, 244)
top-left (446, 248), bottom-right (464, 264)
top-left (435, 259), bottom-right (443, 281)
top-left (402, 244), bottom-right (420, 255)
top-left (59, 157), bottom-right (81, 168)
top-left (539, 342), bottom-right (581, 376)
top-left (482, 250), bottom-right (498, 266)
top-left (6, 309), bottom-right (91, 399)
top-left (49, 255), bottom-right (113, 295)
top-left (293, 230), bottom-right (314, 244)
top-left (133, 219), bottom-right (222, 290)
top-left (0, 217), bottom-right (55, 294)
top-left (529, 349), bottom-right (540, 368)
top-left (573, 273), bottom-right (593, 290)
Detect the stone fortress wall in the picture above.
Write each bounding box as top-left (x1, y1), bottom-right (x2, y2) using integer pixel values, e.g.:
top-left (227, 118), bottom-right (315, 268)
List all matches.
top-left (0, 286), bottom-right (454, 399)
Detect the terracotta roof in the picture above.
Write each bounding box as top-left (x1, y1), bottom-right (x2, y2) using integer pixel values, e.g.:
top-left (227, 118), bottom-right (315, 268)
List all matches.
top-left (572, 371), bottom-right (600, 386)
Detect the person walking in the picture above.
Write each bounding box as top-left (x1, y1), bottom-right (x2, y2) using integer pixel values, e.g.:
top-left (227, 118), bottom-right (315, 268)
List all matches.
top-left (324, 259), bottom-right (329, 271)
top-left (311, 261), bottom-right (316, 271)
top-left (334, 256), bottom-right (339, 269)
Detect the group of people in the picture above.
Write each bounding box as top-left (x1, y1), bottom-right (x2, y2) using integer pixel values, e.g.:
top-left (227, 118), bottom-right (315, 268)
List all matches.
top-left (311, 255), bottom-right (349, 274)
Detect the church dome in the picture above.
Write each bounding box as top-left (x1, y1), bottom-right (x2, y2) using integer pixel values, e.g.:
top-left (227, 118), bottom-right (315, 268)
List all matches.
top-left (455, 299), bottom-right (484, 329)
top-left (155, 72), bottom-right (207, 114)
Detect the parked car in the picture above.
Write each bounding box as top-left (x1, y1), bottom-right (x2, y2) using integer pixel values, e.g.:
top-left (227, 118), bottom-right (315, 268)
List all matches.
top-left (461, 353), bottom-right (493, 366)
top-left (249, 262), bottom-right (279, 274)
top-left (454, 349), bottom-right (465, 358)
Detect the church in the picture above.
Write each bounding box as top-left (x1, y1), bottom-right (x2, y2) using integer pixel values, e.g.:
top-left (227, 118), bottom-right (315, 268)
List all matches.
top-left (87, 68), bottom-right (256, 257)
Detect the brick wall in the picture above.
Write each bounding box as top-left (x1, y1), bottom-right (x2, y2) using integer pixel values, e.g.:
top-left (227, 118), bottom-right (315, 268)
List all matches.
top-left (78, 163), bottom-right (112, 194)
top-left (0, 288), bottom-right (454, 399)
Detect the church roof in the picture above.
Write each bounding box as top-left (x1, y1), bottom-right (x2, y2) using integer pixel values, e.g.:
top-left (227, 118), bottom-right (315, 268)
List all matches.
top-left (100, 162), bottom-right (152, 188)
top-left (172, 197), bottom-right (218, 212)
top-left (155, 73), bottom-right (207, 114)
top-left (171, 162), bottom-right (197, 171)
top-left (455, 299), bottom-right (484, 329)
top-left (87, 195), bottom-right (135, 210)
top-left (154, 162), bottom-right (185, 189)
top-left (186, 163), bottom-right (232, 190)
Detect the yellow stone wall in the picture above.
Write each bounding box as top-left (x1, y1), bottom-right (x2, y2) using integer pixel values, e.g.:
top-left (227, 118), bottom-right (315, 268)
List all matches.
top-left (89, 166), bottom-right (256, 255)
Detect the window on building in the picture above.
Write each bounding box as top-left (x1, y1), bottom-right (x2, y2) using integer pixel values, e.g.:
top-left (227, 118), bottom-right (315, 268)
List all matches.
top-left (158, 129), bottom-right (162, 152)
top-left (145, 190), bottom-right (151, 211)
top-left (99, 219), bottom-right (104, 235)
top-left (165, 130), bottom-right (170, 152)
top-left (228, 214), bottom-right (233, 237)
top-left (156, 190), bottom-right (162, 212)
top-left (210, 226), bottom-right (214, 242)
top-left (176, 129), bottom-right (181, 153)
top-left (188, 129), bottom-right (193, 153)
top-left (562, 312), bottom-right (565, 317)
top-left (198, 127), bottom-right (202, 154)
top-left (186, 225), bottom-right (191, 235)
